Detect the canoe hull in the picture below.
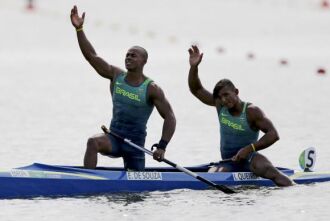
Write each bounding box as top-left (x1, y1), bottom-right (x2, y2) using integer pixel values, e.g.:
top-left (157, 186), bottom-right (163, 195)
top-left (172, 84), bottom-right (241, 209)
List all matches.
top-left (0, 163), bottom-right (329, 199)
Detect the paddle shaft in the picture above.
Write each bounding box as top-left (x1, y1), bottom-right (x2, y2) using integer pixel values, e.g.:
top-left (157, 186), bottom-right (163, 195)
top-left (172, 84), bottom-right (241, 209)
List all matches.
top-left (101, 126), bottom-right (235, 194)
top-left (219, 158), bottom-right (232, 163)
top-left (208, 158), bottom-right (233, 166)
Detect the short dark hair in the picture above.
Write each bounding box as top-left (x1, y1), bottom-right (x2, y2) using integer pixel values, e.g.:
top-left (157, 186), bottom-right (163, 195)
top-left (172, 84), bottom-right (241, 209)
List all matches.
top-left (131, 46), bottom-right (148, 61)
top-left (212, 79), bottom-right (236, 99)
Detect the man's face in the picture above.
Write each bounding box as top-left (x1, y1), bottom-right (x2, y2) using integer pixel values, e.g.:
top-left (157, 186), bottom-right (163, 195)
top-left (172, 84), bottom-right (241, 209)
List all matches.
top-left (125, 48), bottom-right (146, 71)
top-left (216, 86), bottom-right (239, 108)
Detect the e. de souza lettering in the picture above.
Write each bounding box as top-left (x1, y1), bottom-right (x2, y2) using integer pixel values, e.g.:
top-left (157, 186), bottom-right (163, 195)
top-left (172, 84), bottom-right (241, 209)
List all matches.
top-left (127, 171), bottom-right (162, 180)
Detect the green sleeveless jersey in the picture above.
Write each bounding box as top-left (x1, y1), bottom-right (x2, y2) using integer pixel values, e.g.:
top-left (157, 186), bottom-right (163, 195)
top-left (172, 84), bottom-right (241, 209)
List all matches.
top-left (217, 102), bottom-right (259, 159)
top-left (110, 73), bottom-right (154, 139)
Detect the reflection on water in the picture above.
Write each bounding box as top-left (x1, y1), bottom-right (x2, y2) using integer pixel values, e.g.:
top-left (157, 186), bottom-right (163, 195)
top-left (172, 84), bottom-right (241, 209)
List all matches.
top-left (1, 184), bottom-right (330, 221)
top-left (207, 185), bottom-right (279, 206)
top-left (85, 185), bottom-right (278, 207)
top-left (87, 190), bottom-right (183, 207)
top-left (89, 193), bottom-right (150, 206)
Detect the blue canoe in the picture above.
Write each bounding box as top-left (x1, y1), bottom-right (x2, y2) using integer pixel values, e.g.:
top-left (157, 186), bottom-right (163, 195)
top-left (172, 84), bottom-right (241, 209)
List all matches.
top-left (0, 163), bottom-right (330, 199)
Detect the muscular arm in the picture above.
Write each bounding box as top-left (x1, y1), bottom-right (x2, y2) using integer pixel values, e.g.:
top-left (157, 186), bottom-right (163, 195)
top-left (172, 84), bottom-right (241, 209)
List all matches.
top-left (248, 105), bottom-right (280, 151)
top-left (70, 5), bottom-right (123, 80)
top-left (76, 31), bottom-right (123, 80)
top-left (188, 66), bottom-right (215, 106)
top-left (188, 45), bottom-right (215, 106)
top-left (233, 105), bottom-right (279, 161)
top-left (148, 83), bottom-right (176, 143)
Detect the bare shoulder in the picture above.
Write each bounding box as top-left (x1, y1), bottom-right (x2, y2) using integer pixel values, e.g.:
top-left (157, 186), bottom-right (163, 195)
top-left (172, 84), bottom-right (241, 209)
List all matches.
top-left (246, 103), bottom-right (278, 133)
top-left (148, 81), bottom-right (165, 99)
top-left (109, 65), bottom-right (125, 80)
top-left (246, 103), bottom-right (265, 120)
top-left (111, 69), bottom-right (124, 81)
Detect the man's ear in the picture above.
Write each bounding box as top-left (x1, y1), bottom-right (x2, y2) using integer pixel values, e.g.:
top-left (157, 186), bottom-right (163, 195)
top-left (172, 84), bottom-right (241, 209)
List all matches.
top-left (235, 88), bottom-right (239, 95)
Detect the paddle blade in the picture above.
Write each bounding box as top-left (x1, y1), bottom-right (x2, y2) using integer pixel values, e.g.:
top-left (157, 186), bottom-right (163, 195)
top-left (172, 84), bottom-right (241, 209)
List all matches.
top-left (215, 185), bottom-right (236, 194)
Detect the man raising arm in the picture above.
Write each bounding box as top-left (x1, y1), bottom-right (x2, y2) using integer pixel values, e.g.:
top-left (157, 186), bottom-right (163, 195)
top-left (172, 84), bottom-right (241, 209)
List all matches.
top-left (188, 45), bottom-right (293, 186)
top-left (70, 5), bottom-right (176, 170)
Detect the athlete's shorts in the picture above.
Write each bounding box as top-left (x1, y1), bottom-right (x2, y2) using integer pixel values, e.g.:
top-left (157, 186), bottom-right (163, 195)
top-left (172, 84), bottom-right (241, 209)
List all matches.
top-left (216, 151), bottom-right (258, 172)
top-left (104, 134), bottom-right (145, 171)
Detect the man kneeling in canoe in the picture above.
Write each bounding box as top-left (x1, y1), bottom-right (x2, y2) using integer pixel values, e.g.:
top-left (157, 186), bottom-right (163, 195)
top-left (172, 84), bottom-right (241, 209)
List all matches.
top-left (70, 6), bottom-right (176, 171)
top-left (187, 45), bottom-right (293, 186)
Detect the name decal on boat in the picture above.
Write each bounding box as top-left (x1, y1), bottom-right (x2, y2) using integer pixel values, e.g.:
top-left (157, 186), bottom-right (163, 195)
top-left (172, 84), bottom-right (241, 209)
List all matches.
top-left (10, 170), bottom-right (62, 178)
top-left (10, 169), bottom-right (30, 177)
top-left (233, 172), bottom-right (260, 181)
top-left (127, 171), bottom-right (162, 180)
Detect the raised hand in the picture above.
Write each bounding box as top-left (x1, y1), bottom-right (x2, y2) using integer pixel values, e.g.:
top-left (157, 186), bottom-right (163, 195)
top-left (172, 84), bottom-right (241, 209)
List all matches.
top-left (70, 5), bottom-right (85, 29)
top-left (188, 45), bottom-right (203, 67)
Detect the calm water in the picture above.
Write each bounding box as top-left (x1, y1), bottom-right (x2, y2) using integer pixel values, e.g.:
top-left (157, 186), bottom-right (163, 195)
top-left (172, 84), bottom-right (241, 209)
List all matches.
top-left (1, 0), bottom-right (330, 220)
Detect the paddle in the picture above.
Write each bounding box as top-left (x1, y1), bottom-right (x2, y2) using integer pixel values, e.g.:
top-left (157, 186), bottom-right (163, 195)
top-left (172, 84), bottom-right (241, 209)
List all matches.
top-left (101, 125), bottom-right (236, 194)
top-left (208, 158), bottom-right (232, 167)
top-left (222, 158), bottom-right (232, 162)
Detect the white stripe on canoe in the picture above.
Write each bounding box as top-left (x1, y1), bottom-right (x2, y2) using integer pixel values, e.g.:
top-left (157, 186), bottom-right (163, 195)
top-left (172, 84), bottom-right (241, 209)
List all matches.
top-left (290, 171), bottom-right (330, 179)
top-left (8, 169), bottom-right (107, 180)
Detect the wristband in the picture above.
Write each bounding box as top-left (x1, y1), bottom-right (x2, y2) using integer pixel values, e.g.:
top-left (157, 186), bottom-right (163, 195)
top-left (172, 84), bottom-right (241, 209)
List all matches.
top-left (158, 139), bottom-right (168, 150)
top-left (251, 143), bottom-right (256, 152)
top-left (76, 27), bottom-right (83, 32)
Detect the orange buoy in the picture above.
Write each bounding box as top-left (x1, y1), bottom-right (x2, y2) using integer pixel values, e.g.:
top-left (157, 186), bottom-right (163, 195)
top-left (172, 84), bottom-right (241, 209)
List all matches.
top-left (279, 59), bottom-right (288, 66)
top-left (317, 68), bottom-right (326, 75)
top-left (321, 0), bottom-right (329, 8)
